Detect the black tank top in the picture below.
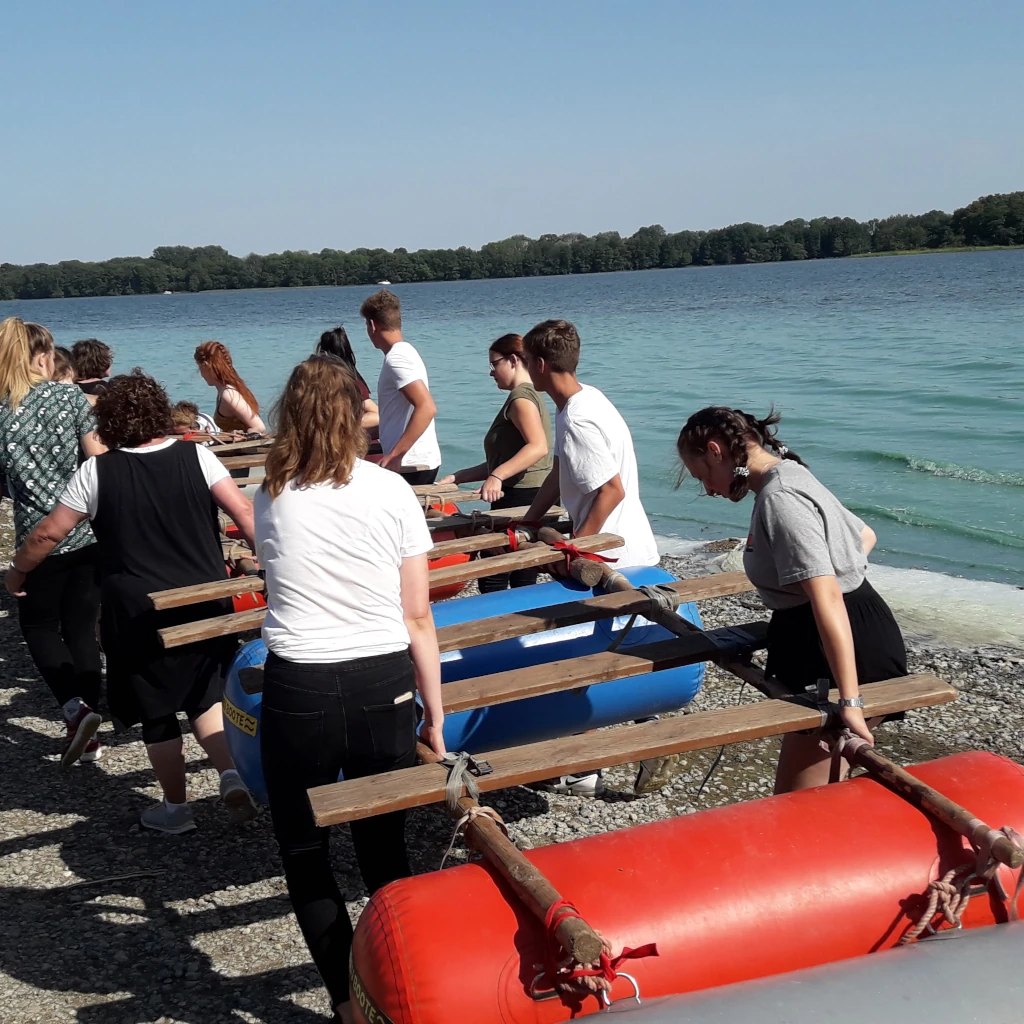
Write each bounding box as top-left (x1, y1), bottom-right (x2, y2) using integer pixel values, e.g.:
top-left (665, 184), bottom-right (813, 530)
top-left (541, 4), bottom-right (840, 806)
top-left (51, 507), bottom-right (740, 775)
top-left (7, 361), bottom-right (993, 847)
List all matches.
top-left (78, 380), bottom-right (108, 396)
top-left (91, 441), bottom-right (225, 593)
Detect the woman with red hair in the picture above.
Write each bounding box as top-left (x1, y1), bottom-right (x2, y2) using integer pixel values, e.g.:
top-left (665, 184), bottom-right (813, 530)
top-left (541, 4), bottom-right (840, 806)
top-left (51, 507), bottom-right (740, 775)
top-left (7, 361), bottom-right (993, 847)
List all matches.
top-left (193, 341), bottom-right (266, 435)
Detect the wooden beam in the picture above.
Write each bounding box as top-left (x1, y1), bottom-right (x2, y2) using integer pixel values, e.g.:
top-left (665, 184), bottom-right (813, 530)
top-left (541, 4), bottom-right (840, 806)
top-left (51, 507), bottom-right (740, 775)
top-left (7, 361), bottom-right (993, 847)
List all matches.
top-left (219, 453), bottom-right (268, 470)
top-left (150, 576), bottom-right (264, 611)
top-left (426, 533), bottom-right (622, 589)
top-left (209, 438), bottom-right (272, 455)
top-left (439, 621), bottom-right (767, 714)
top-left (435, 571), bottom-right (752, 653)
top-left (427, 506), bottom-right (566, 532)
top-left (308, 674), bottom-right (958, 825)
top-left (428, 531), bottom-right (515, 559)
top-left (160, 606), bottom-right (267, 647)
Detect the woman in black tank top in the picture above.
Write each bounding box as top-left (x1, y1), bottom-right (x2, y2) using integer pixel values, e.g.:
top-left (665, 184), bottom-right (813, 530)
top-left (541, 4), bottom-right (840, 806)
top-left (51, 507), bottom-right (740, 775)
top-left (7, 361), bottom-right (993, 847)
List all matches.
top-left (6, 370), bottom-right (261, 835)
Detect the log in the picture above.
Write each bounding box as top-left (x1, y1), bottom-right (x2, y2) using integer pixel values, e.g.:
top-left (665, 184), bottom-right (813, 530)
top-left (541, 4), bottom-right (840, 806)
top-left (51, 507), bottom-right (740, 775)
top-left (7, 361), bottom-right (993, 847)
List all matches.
top-left (307, 674), bottom-right (958, 825)
top-left (414, 741), bottom-right (604, 965)
top-left (436, 571), bottom-right (752, 654)
top-left (150, 576), bottom-right (264, 611)
top-left (438, 622), bottom-right (767, 714)
top-left (844, 744), bottom-right (1024, 870)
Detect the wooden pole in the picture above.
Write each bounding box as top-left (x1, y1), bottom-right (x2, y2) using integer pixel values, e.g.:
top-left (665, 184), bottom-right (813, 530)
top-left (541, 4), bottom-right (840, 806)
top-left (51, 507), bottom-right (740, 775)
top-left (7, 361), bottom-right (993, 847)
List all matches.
top-left (842, 743), bottom-right (1024, 870)
top-left (414, 741), bottom-right (605, 966)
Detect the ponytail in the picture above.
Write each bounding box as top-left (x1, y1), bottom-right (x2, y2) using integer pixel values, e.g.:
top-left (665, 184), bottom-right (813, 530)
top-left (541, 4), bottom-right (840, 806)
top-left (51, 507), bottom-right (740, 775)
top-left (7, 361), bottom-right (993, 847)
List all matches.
top-left (0, 318), bottom-right (55, 409)
top-left (676, 405), bottom-right (805, 500)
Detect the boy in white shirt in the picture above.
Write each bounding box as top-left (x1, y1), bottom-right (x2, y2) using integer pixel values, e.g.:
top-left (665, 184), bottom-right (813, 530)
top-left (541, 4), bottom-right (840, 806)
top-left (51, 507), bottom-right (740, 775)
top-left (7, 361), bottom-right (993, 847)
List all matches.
top-left (522, 319), bottom-right (661, 798)
top-left (360, 289), bottom-right (442, 485)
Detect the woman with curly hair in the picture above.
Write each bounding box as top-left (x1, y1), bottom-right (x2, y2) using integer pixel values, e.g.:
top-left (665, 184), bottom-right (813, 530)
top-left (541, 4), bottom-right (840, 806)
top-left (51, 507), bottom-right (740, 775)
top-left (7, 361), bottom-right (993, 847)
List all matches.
top-left (193, 340), bottom-right (265, 435)
top-left (6, 370), bottom-right (258, 833)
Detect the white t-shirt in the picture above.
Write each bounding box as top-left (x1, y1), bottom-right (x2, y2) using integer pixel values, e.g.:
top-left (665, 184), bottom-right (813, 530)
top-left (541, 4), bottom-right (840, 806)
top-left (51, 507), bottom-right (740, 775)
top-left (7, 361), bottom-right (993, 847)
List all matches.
top-left (253, 458), bottom-right (434, 662)
top-left (61, 439), bottom-right (229, 517)
top-left (555, 384), bottom-right (659, 569)
top-left (376, 341), bottom-right (442, 470)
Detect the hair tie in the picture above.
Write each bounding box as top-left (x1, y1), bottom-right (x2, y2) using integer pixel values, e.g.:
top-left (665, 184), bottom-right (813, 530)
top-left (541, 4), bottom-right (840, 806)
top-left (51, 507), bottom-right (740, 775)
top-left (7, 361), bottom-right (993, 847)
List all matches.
top-left (777, 445), bottom-right (789, 455)
top-left (733, 466), bottom-right (750, 478)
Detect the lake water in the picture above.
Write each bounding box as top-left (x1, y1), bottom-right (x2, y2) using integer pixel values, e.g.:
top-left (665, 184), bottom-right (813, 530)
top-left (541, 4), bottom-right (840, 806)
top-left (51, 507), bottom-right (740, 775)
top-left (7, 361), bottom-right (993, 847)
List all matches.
top-left (3, 251), bottom-right (1022, 605)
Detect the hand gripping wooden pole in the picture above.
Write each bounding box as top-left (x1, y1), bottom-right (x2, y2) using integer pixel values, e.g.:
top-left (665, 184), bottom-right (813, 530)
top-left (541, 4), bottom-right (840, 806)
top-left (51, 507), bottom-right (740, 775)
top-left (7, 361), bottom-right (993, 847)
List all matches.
top-left (414, 741), bottom-right (605, 966)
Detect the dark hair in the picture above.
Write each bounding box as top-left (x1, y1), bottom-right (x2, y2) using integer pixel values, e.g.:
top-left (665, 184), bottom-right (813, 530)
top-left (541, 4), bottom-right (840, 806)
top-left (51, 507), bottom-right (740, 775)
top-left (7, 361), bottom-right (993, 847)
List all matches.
top-left (52, 346), bottom-right (75, 381)
top-left (317, 326), bottom-right (368, 391)
top-left (94, 369), bottom-right (175, 449)
top-left (522, 319), bottom-right (580, 374)
top-left (676, 405), bottom-right (806, 500)
top-left (489, 333), bottom-right (524, 359)
top-left (359, 289), bottom-right (402, 331)
top-left (71, 338), bottom-right (112, 380)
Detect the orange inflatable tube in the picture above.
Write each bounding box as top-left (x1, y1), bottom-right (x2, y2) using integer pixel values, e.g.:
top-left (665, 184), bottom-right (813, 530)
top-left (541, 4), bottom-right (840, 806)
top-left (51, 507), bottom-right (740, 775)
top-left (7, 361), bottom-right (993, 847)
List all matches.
top-left (350, 752), bottom-right (1024, 1023)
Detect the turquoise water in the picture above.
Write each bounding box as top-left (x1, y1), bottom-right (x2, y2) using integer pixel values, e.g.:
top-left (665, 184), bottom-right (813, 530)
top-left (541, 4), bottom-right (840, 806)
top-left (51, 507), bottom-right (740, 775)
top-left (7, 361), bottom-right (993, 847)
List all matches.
top-left (3, 250), bottom-right (1022, 586)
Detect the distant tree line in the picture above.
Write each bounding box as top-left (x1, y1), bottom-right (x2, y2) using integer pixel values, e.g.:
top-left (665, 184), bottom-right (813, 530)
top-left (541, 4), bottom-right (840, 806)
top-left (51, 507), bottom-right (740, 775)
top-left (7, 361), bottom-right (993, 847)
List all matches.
top-left (1, 191), bottom-right (1021, 301)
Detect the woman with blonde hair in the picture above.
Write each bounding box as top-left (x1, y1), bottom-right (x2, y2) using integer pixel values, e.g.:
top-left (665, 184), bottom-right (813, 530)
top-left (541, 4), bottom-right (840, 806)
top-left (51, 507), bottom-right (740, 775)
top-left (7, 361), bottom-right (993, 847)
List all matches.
top-left (193, 340), bottom-right (266, 434)
top-left (0, 318), bottom-right (106, 767)
top-left (254, 355), bottom-right (445, 1022)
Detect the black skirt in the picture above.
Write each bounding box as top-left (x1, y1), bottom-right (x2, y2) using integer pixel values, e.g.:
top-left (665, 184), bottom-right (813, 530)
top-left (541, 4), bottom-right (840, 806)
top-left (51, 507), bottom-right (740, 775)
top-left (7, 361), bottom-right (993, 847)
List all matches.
top-left (765, 579), bottom-right (907, 697)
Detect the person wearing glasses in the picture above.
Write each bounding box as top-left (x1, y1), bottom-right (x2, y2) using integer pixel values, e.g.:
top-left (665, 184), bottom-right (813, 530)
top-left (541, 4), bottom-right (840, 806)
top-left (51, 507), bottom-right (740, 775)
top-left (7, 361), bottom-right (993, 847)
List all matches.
top-left (439, 333), bottom-right (552, 592)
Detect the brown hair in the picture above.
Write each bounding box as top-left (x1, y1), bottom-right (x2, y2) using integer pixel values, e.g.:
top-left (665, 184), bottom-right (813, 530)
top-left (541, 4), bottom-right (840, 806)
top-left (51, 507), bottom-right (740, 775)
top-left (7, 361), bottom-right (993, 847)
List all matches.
top-left (171, 400), bottom-right (201, 431)
top-left (676, 406), bottom-right (806, 500)
top-left (0, 317), bottom-right (55, 408)
top-left (193, 341), bottom-right (260, 416)
top-left (52, 346), bottom-right (75, 383)
top-left (94, 369), bottom-right (175, 449)
top-left (522, 319), bottom-right (580, 374)
top-left (489, 333), bottom-right (524, 358)
top-left (262, 356), bottom-right (367, 500)
top-left (71, 338), bottom-right (112, 380)
top-left (359, 289), bottom-right (402, 331)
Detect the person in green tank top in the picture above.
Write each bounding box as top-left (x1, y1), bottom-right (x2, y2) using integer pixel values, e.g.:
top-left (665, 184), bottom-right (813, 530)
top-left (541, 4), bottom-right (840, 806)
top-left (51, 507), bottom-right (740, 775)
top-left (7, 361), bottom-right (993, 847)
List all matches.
top-left (440, 333), bottom-right (553, 592)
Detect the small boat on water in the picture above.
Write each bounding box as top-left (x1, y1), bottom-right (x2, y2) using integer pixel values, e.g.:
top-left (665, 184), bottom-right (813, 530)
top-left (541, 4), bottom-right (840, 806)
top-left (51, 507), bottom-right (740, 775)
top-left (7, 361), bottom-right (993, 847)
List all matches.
top-left (376, 279), bottom-right (391, 285)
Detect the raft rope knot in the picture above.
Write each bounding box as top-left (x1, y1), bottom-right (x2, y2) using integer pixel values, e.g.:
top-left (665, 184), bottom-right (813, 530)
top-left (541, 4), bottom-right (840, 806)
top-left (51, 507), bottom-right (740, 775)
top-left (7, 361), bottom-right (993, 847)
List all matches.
top-left (552, 539), bottom-right (618, 576)
top-left (437, 751), bottom-right (508, 870)
top-left (536, 899), bottom-right (659, 1002)
top-left (828, 730), bottom-right (870, 784)
top-left (606, 583), bottom-right (680, 653)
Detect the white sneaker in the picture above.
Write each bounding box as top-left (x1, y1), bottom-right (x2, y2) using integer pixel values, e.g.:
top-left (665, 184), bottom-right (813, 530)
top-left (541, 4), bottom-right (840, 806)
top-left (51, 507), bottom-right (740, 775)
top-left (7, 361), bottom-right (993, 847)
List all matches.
top-left (547, 771), bottom-right (606, 797)
top-left (141, 801), bottom-right (196, 835)
top-left (219, 770), bottom-right (257, 823)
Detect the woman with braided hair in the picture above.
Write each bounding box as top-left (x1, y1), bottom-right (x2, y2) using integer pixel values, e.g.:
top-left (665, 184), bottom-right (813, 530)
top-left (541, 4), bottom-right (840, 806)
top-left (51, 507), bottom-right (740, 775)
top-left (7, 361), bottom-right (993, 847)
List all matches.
top-left (677, 406), bottom-right (906, 793)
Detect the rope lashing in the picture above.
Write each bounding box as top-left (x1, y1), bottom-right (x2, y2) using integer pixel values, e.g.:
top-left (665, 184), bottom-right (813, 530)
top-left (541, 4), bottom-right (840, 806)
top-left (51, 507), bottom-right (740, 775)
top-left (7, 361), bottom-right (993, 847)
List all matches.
top-left (439, 805), bottom-right (509, 870)
top-left (606, 583), bottom-right (681, 653)
top-left (551, 540), bottom-right (617, 576)
top-left (828, 730), bottom-right (870, 784)
top-left (899, 862), bottom-right (976, 945)
top-left (437, 751), bottom-right (508, 870)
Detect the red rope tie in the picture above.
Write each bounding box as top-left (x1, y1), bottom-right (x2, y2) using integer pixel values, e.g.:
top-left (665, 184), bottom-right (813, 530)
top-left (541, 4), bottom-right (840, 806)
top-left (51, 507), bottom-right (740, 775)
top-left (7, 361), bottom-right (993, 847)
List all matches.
top-left (552, 540), bottom-right (618, 574)
top-left (506, 527), bottom-right (520, 552)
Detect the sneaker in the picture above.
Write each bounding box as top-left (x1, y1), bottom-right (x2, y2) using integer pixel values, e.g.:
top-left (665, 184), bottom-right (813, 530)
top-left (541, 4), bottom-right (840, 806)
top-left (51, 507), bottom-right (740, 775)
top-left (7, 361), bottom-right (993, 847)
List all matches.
top-left (634, 756), bottom-right (677, 795)
top-left (544, 771), bottom-right (606, 798)
top-left (61, 703), bottom-right (103, 769)
top-left (80, 736), bottom-right (104, 764)
top-left (219, 770), bottom-right (257, 823)
top-left (140, 801), bottom-right (196, 835)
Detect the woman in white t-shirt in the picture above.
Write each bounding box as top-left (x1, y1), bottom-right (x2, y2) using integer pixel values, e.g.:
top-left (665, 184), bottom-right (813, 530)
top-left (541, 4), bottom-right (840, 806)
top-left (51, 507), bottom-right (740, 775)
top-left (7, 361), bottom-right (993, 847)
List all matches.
top-left (253, 355), bottom-right (445, 1023)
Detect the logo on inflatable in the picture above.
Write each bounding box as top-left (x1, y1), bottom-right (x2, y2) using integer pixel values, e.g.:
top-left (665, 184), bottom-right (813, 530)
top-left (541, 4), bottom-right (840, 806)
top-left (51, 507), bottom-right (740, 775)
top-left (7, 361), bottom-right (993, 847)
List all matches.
top-left (222, 696), bottom-right (258, 737)
top-left (349, 952), bottom-right (394, 1024)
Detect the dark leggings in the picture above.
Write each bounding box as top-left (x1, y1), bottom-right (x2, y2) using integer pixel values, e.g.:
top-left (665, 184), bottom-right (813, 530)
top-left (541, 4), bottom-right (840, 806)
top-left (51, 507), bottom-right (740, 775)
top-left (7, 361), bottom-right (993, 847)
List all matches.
top-left (399, 467), bottom-right (439, 486)
top-left (260, 648), bottom-right (418, 1008)
top-left (478, 487), bottom-right (543, 593)
top-left (17, 544), bottom-right (102, 709)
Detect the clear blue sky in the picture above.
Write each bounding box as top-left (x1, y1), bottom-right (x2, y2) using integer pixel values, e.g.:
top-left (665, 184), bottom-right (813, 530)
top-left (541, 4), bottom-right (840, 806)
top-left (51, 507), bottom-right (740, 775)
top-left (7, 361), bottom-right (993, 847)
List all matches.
top-left (3, 0), bottom-right (1022, 264)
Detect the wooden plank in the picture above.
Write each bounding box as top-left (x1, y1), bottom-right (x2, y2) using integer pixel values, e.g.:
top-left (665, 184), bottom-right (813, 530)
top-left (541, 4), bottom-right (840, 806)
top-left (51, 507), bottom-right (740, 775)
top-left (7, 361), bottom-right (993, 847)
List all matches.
top-left (150, 576), bottom-right (264, 610)
top-left (427, 506), bottom-right (566, 532)
top-left (435, 571), bottom-right (753, 654)
top-left (209, 438), bottom-right (272, 455)
top-left (159, 606), bottom-right (267, 647)
top-left (411, 481), bottom-right (458, 497)
top-left (439, 621), bottom-right (767, 714)
top-left (219, 453), bottom-right (268, 470)
top-left (428, 531), bottom-right (513, 559)
top-left (308, 674), bottom-right (959, 825)
top-left (426, 533), bottom-right (622, 589)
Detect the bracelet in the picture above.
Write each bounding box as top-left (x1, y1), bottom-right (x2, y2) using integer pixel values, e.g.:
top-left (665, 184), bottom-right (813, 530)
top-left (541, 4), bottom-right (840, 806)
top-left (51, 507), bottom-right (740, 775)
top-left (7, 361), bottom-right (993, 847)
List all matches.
top-left (487, 473), bottom-right (502, 482)
top-left (837, 696), bottom-right (864, 708)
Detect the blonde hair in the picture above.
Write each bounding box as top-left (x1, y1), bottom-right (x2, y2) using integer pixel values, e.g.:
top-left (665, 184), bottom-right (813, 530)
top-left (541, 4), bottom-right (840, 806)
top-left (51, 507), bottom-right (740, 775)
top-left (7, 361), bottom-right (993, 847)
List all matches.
top-left (0, 318), bottom-right (55, 409)
top-left (262, 356), bottom-right (367, 500)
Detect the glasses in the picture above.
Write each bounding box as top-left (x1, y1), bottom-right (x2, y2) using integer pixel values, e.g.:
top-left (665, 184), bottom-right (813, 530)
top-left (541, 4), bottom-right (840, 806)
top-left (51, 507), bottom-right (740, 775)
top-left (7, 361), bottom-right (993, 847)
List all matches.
top-left (488, 356), bottom-right (508, 370)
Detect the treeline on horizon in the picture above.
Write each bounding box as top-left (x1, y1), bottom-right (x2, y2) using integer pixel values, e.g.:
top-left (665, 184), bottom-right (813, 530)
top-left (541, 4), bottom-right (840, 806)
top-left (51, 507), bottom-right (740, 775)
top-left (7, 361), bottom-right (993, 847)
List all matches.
top-left (2, 191), bottom-right (1022, 302)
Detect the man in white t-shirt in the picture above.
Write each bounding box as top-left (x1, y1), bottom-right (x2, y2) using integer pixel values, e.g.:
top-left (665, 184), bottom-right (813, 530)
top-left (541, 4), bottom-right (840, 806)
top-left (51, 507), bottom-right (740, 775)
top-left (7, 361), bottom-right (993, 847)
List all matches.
top-left (522, 318), bottom-right (661, 799)
top-left (360, 289), bottom-right (442, 486)
top-left (522, 319), bottom-right (659, 570)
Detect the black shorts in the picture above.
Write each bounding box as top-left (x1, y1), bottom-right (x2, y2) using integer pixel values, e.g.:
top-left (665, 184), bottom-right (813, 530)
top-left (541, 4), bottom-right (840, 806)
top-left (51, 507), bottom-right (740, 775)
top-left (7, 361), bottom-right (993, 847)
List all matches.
top-left (765, 579), bottom-right (907, 698)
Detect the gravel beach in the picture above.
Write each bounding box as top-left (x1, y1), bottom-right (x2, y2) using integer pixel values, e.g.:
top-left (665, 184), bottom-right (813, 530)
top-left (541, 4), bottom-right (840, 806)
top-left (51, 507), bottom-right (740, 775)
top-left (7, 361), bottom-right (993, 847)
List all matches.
top-left (1, 512), bottom-right (1021, 1024)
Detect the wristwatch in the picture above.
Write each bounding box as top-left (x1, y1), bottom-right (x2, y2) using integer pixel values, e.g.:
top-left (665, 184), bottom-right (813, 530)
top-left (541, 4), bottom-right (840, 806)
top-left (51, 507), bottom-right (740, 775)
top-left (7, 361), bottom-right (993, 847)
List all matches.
top-left (838, 696), bottom-right (864, 708)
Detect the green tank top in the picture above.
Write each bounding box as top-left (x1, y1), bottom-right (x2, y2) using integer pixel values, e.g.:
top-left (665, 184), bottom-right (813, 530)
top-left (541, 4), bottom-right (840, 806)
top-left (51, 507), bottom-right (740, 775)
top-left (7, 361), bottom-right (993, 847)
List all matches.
top-left (483, 383), bottom-right (553, 490)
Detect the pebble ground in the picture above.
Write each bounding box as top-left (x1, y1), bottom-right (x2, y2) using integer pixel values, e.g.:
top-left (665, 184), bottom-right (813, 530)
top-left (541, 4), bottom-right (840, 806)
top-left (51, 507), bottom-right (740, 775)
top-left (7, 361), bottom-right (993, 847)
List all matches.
top-left (1, 515), bottom-right (1021, 1023)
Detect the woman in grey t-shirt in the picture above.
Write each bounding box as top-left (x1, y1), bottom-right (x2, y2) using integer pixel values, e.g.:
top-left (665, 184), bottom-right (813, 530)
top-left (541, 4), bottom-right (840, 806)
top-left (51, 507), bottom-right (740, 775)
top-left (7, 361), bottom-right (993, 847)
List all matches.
top-left (677, 405), bottom-right (906, 794)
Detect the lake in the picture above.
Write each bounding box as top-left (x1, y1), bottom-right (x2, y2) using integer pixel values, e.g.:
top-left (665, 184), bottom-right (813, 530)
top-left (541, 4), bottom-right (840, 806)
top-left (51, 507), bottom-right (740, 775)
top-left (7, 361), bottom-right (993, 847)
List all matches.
top-left (3, 250), bottom-right (1022, 588)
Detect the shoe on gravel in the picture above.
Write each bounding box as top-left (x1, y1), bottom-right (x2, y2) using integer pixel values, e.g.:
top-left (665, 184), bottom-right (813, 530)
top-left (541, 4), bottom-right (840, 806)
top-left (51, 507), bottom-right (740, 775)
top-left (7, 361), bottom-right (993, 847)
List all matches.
top-left (79, 736), bottom-right (104, 764)
top-left (535, 771), bottom-right (606, 798)
top-left (634, 755), bottom-right (677, 795)
top-left (219, 770), bottom-right (257, 823)
top-left (140, 802), bottom-right (196, 835)
top-left (60, 703), bottom-right (102, 769)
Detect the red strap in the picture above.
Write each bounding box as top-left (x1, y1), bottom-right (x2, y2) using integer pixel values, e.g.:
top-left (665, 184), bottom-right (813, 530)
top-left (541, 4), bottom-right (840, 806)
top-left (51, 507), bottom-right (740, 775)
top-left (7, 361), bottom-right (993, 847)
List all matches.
top-left (553, 540), bottom-right (618, 574)
top-left (506, 527), bottom-right (520, 552)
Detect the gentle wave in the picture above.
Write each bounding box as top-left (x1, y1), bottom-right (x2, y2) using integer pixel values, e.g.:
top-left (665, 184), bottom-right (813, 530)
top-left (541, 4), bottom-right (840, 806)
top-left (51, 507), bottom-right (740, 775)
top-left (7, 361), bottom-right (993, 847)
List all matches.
top-left (865, 450), bottom-right (1024, 487)
top-left (848, 502), bottom-right (1024, 550)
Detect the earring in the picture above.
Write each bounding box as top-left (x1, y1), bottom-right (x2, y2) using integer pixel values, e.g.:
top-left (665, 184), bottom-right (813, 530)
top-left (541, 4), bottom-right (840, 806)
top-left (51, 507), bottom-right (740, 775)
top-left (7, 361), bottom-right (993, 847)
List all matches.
top-left (777, 446), bottom-right (789, 456)
top-left (734, 466), bottom-right (750, 477)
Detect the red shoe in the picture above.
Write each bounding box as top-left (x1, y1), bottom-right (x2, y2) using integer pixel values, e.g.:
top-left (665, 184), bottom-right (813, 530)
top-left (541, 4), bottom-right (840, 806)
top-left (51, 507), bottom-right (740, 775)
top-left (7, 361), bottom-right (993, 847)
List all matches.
top-left (61, 704), bottom-right (102, 769)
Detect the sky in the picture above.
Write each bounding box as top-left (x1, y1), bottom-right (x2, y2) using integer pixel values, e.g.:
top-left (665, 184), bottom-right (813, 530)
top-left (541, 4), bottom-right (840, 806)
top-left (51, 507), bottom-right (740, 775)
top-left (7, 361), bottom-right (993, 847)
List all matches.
top-left (2, 0), bottom-right (1022, 265)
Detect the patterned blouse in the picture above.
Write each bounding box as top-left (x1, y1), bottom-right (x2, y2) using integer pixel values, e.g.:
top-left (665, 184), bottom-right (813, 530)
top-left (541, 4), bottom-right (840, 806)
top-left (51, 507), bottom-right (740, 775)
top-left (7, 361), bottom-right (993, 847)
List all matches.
top-left (0, 383), bottom-right (96, 555)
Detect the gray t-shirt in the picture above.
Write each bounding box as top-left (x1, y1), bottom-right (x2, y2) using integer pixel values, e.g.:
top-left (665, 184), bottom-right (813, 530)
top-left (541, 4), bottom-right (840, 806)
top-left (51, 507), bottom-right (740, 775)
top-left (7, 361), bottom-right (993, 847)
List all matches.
top-left (742, 461), bottom-right (867, 610)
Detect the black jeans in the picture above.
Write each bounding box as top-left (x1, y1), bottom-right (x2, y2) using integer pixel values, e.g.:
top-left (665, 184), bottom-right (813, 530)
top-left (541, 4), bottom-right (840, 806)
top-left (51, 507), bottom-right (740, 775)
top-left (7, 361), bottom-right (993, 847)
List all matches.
top-left (260, 648), bottom-right (418, 1007)
top-left (17, 544), bottom-right (102, 709)
top-left (478, 486), bottom-right (543, 593)
top-left (400, 467), bottom-right (439, 486)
